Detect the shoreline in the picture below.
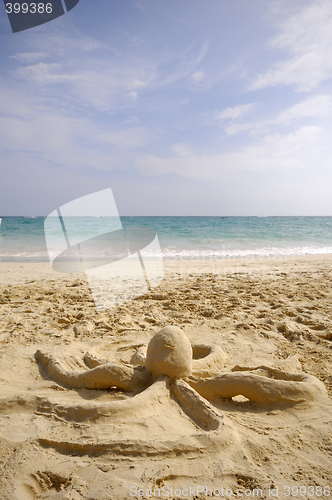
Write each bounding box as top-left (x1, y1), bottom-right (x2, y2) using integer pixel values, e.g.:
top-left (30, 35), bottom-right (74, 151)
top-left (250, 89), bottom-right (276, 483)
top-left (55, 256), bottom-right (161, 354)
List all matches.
top-left (1, 253), bottom-right (332, 285)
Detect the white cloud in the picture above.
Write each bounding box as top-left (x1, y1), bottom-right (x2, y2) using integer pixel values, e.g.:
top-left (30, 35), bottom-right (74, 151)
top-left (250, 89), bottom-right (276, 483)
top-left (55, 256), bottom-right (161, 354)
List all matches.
top-left (192, 71), bottom-right (205, 82)
top-left (171, 143), bottom-right (193, 156)
top-left (224, 122), bottom-right (257, 136)
top-left (16, 60), bottom-right (149, 111)
top-left (128, 91), bottom-right (138, 100)
top-left (0, 99), bottom-right (147, 174)
top-left (124, 116), bottom-right (140, 124)
top-left (0, 79), bottom-right (32, 117)
top-left (250, 0), bottom-right (332, 91)
top-left (130, 79), bottom-right (148, 89)
top-left (97, 127), bottom-right (147, 148)
top-left (275, 95), bottom-right (332, 123)
top-left (18, 62), bottom-right (78, 85)
top-left (136, 126), bottom-right (326, 179)
top-left (10, 52), bottom-right (48, 63)
top-left (222, 95), bottom-right (332, 136)
top-left (157, 41), bottom-right (209, 87)
top-left (0, 30), bottom-right (211, 182)
top-left (216, 103), bottom-right (256, 121)
top-left (11, 35), bottom-right (208, 112)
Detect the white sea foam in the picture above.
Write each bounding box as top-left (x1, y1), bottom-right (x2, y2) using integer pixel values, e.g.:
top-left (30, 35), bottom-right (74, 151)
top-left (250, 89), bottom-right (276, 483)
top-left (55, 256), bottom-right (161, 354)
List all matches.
top-left (1, 245), bottom-right (332, 260)
top-left (157, 246), bottom-right (332, 258)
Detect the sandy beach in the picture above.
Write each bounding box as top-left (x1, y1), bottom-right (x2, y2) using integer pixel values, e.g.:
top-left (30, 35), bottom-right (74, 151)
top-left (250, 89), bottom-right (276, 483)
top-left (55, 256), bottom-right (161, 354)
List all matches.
top-left (0, 255), bottom-right (332, 499)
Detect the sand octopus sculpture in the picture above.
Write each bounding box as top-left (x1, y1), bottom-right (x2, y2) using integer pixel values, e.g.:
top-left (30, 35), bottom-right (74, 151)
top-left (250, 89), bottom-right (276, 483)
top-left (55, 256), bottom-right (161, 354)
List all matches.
top-left (35, 326), bottom-right (327, 432)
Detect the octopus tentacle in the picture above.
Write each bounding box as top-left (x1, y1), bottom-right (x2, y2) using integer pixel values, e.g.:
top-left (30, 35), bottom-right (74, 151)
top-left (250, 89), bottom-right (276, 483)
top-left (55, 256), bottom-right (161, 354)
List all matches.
top-left (191, 344), bottom-right (227, 377)
top-left (171, 378), bottom-right (223, 430)
top-left (187, 368), bottom-right (327, 405)
top-left (35, 350), bottom-right (151, 393)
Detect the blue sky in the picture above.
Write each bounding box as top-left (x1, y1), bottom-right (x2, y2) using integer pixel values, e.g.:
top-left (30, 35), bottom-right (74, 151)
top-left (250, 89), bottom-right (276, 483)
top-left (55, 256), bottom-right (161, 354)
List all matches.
top-left (0, 0), bottom-right (332, 215)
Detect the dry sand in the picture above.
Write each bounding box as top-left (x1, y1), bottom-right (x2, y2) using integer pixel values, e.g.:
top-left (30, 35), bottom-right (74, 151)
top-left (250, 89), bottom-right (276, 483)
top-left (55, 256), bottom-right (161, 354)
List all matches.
top-left (0, 255), bottom-right (332, 499)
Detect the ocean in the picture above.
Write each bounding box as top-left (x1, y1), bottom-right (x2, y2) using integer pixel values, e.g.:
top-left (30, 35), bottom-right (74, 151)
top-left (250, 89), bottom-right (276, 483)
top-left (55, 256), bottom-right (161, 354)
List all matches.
top-left (0, 216), bottom-right (332, 262)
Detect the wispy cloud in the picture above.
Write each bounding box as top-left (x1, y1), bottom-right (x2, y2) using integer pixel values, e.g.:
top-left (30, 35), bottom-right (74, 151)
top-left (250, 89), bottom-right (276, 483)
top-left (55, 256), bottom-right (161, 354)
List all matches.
top-left (222, 95), bottom-right (332, 136)
top-left (216, 103), bottom-right (256, 121)
top-left (223, 121), bottom-right (257, 137)
top-left (275, 95), bottom-right (332, 123)
top-left (0, 93), bottom-right (147, 174)
top-left (192, 71), bottom-right (204, 82)
top-left (136, 125), bottom-right (326, 179)
top-left (97, 127), bottom-right (147, 148)
top-left (250, 0), bottom-right (332, 91)
top-left (156, 41), bottom-right (209, 87)
top-left (10, 52), bottom-right (49, 63)
top-left (15, 59), bottom-right (152, 112)
top-left (9, 32), bottom-right (209, 113)
top-left (0, 24), bottom-right (212, 196)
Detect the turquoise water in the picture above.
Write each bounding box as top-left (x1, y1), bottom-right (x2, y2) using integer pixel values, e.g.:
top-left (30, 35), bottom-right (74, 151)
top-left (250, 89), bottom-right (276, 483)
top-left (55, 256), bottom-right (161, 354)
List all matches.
top-left (0, 216), bottom-right (332, 260)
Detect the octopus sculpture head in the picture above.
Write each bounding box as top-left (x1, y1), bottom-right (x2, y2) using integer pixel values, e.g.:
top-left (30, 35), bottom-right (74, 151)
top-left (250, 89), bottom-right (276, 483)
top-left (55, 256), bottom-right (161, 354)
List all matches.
top-left (145, 326), bottom-right (192, 379)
